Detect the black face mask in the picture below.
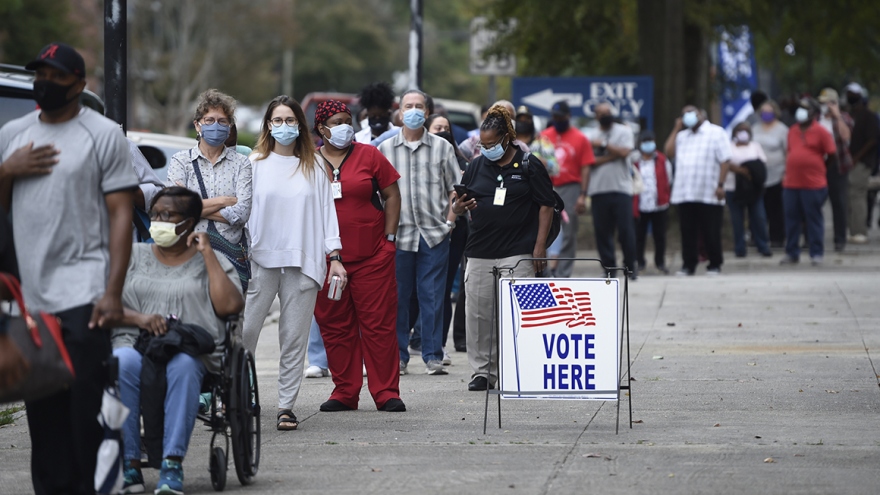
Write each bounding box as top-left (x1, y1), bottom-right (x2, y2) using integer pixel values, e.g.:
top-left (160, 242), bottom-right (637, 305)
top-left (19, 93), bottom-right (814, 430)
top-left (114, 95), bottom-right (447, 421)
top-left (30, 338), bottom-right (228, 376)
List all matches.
top-left (515, 120), bottom-right (535, 136)
top-left (598, 115), bottom-right (614, 128)
top-left (434, 131), bottom-right (455, 147)
top-left (552, 119), bottom-right (570, 134)
top-left (368, 116), bottom-right (390, 133)
top-left (846, 94), bottom-right (862, 106)
top-left (33, 79), bottom-right (79, 112)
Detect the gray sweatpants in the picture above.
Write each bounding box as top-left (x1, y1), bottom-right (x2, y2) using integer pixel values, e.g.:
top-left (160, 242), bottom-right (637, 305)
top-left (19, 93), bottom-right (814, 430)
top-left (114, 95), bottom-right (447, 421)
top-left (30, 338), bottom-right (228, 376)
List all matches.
top-left (555, 182), bottom-right (581, 277)
top-left (243, 262), bottom-right (319, 410)
top-left (848, 162), bottom-right (871, 237)
top-left (465, 255), bottom-right (534, 385)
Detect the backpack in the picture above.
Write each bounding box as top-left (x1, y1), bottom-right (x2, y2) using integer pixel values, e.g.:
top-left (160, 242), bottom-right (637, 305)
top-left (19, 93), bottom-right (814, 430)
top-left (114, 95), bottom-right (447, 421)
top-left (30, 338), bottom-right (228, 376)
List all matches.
top-left (521, 152), bottom-right (564, 246)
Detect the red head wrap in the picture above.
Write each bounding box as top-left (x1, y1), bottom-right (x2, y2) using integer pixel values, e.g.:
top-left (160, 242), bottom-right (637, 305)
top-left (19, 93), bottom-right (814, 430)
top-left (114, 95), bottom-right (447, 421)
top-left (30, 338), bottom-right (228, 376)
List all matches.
top-left (314, 100), bottom-right (351, 133)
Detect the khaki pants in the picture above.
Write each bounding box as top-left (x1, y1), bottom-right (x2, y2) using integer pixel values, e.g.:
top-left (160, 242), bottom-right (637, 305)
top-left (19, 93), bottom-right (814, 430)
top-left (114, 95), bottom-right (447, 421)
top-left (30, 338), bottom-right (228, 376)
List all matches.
top-left (848, 162), bottom-right (871, 237)
top-left (464, 255), bottom-right (534, 385)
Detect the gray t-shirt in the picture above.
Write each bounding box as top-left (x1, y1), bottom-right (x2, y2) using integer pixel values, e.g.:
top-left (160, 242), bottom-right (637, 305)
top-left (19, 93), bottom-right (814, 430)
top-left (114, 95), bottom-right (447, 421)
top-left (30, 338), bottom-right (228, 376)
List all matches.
top-left (111, 243), bottom-right (241, 371)
top-left (1, 108), bottom-right (138, 313)
top-left (751, 121), bottom-right (788, 187)
top-left (588, 122), bottom-right (635, 196)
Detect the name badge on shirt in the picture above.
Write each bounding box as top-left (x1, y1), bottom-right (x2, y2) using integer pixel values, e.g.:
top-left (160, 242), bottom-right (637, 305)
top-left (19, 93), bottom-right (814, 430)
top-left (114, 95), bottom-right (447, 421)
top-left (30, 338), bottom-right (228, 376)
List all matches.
top-left (331, 181), bottom-right (342, 199)
top-left (493, 186), bottom-right (507, 206)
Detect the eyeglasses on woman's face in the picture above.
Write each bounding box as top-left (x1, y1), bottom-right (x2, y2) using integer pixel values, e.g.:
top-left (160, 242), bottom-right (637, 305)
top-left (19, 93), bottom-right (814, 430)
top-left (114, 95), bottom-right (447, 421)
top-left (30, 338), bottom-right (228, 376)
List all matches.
top-left (269, 117), bottom-right (299, 127)
top-left (201, 117), bottom-right (231, 126)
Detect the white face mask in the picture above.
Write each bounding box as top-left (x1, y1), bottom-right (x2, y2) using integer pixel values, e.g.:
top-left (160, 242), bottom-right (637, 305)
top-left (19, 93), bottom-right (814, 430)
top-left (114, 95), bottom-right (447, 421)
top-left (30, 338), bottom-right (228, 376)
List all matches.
top-left (735, 130), bottom-right (750, 143)
top-left (149, 220), bottom-right (187, 248)
top-left (795, 107), bottom-right (810, 123)
top-left (324, 124), bottom-right (354, 149)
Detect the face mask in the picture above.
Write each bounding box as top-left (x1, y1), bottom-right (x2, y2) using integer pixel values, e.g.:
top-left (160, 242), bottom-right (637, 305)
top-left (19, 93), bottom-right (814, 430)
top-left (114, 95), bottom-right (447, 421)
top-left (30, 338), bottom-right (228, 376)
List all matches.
top-left (682, 111), bottom-right (699, 128)
top-left (149, 220), bottom-right (188, 248)
top-left (760, 111), bottom-right (775, 123)
top-left (639, 141), bottom-right (656, 154)
top-left (795, 107), bottom-right (810, 123)
top-left (368, 116), bottom-right (390, 133)
top-left (735, 130), bottom-right (750, 143)
top-left (270, 123), bottom-right (299, 146)
top-left (434, 131), bottom-right (455, 147)
top-left (515, 120), bottom-right (535, 135)
top-left (481, 138), bottom-right (508, 162)
top-left (200, 121), bottom-right (230, 147)
top-left (552, 119), bottom-right (570, 134)
top-left (402, 108), bottom-right (426, 130)
top-left (598, 115), bottom-right (614, 128)
top-left (33, 79), bottom-right (79, 112)
top-left (846, 94), bottom-right (862, 106)
top-left (324, 123), bottom-right (354, 149)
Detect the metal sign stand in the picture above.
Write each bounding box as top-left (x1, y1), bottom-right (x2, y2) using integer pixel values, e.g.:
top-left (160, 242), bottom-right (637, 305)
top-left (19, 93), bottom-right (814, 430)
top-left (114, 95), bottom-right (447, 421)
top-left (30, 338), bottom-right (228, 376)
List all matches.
top-left (482, 257), bottom-right (633, 435)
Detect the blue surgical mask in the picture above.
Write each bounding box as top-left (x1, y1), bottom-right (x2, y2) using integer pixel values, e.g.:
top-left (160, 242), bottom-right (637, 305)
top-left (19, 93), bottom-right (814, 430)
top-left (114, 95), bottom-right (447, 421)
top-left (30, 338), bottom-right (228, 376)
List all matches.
top-left (640, 141), bottom-right (656, 154)
top-left (682, 111), bottom-right (699, 128)
top-left (200, 121), bottom-right (230, 147)
top-left (481, 138), bottom-right (507, 162)
top-left (271, 123), bottom-right (299, 146)
top-left (402, 108), bottom-right (426, 130)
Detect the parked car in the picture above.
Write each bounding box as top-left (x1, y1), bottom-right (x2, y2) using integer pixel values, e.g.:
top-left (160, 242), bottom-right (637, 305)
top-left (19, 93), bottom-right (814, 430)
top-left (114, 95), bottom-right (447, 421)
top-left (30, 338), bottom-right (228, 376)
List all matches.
top-left (434, 98), bottom-right (482, 132)
top-left (126, 130), bottom-right (197, 182)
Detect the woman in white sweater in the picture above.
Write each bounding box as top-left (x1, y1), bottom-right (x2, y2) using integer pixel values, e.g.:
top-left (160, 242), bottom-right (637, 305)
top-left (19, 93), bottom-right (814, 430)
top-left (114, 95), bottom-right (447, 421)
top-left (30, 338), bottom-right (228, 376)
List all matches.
top-left (242, 95), bottom-right (347, 431)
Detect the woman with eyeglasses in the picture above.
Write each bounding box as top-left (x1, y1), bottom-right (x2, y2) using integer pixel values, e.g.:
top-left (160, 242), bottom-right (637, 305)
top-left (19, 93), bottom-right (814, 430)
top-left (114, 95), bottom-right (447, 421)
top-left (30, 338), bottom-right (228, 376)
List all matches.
top-left (166, 89), bottom-right (253, 291)
top-left (312, 100), bottom-right (406, 413)
top-left (241, 95), bottom-right (346, 431)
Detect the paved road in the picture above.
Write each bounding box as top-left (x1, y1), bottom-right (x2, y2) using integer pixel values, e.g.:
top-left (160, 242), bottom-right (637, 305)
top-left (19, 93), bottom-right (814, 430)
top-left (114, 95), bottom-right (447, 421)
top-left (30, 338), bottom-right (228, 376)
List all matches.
top-left (2, 231), bottom-right (879, 494)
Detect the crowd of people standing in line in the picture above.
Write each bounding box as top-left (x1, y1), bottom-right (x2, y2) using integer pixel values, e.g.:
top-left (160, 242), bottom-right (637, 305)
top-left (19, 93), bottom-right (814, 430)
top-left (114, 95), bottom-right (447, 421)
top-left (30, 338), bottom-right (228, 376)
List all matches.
top-left (2, 41), bottom-right (880, 495)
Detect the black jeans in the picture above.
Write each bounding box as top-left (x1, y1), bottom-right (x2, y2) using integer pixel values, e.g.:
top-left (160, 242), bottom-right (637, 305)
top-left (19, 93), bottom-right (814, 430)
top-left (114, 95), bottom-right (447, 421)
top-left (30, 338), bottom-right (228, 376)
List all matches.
top-left (26, 304), bottom-right (110, 495)
top-left (591, 192), bottom-right (638, 276)
top-left (636, 209), bottom-right (669, 269)
top-left (678, 202), bottom-right (724, 272)
top-left (452, 259), bottom-right (468, 351)
top-left (825, 165), bottom-right (849, 247)
top-left (442, 219), bottom-right (467, 347)
top-left (764, 184), bottom-right (786, 246)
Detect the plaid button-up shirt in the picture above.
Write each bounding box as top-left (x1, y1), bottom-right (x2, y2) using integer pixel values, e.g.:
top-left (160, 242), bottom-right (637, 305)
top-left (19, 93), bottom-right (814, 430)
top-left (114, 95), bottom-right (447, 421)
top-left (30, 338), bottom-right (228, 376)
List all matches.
top-left (670, 122), bottom-right (731, 206)
top-left (379, 130), bottom-right (459, 252)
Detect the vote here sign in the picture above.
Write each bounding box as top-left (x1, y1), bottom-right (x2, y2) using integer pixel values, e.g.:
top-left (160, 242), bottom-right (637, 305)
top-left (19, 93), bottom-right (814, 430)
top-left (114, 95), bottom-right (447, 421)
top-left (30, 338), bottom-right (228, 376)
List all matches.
top-left (498, 278), bottom-right (619, 400)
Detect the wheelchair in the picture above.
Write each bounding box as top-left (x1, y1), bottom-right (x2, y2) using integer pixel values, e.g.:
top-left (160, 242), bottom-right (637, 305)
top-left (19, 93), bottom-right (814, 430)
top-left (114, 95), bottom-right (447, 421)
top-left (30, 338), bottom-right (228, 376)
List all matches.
top-left (196, 315), bottom-right (261, 491)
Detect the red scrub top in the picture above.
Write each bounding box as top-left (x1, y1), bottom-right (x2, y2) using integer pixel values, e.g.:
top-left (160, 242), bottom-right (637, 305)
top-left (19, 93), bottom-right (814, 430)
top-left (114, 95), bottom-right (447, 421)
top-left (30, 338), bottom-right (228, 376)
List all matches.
top-left (320, 142), bottom-right (401, 263)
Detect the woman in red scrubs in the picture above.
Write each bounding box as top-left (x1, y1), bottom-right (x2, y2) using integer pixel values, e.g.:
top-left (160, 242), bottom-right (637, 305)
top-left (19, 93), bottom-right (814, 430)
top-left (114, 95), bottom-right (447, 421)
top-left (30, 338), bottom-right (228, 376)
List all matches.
top-left (312, 100), bottom-right (406, 412)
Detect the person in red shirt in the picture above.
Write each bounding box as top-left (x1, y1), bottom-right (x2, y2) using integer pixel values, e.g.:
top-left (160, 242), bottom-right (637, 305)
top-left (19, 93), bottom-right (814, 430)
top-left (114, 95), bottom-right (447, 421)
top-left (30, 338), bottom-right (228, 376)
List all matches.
top-left (540, 101), bottom-right (595, 277)
top-left (781, 97), bottom-right (837, 265)
top-left (312, 100), bottom-right (406, 412)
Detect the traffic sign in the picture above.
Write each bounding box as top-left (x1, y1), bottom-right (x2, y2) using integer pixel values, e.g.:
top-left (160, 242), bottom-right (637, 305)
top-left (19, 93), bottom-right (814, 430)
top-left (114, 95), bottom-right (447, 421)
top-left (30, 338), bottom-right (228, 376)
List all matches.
top-left (513, 76), bottom-right (654, 129)
top-left (470, 17), bottom-right (517, 76)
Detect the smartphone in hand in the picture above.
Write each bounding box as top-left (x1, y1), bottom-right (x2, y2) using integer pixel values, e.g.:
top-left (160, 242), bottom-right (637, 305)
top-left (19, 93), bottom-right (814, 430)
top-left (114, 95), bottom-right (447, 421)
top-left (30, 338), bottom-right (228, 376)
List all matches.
top-left (453, 184), bottom-right (470, 199)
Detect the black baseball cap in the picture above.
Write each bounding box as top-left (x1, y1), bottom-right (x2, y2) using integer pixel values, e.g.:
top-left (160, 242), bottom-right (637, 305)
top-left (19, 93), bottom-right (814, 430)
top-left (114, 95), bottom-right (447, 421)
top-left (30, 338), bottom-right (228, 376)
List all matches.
top-left (551, 100), bottom-right (571, 116)
top-left (25, 42), bottom-right (85, 78)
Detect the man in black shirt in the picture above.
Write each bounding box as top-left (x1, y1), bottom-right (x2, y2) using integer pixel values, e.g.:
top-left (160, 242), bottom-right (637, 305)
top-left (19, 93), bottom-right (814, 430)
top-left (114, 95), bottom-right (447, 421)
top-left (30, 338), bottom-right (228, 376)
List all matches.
top-left (845, 83), bottom-right (879, 243)
top-left (454, 104), bottom-right (555, 391)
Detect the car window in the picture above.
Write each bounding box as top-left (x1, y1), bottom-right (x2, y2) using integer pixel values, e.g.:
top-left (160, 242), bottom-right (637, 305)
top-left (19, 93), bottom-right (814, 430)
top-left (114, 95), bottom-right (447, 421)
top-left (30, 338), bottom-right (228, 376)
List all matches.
top-left (0, 95), bottom-right (37, 128)
top-left (446, 110), bottom-right (478, 131)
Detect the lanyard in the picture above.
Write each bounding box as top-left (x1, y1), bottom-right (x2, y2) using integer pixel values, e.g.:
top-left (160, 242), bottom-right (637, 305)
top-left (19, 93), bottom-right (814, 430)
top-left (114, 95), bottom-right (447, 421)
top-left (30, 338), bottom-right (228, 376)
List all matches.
top-left (319, 145), bottom-right (355, 181)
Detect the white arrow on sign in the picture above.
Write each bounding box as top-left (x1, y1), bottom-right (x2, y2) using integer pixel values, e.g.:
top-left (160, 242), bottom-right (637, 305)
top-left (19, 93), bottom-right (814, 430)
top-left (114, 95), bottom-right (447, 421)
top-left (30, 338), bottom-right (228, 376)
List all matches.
top-left (521, 89), bottom-right (583, 112)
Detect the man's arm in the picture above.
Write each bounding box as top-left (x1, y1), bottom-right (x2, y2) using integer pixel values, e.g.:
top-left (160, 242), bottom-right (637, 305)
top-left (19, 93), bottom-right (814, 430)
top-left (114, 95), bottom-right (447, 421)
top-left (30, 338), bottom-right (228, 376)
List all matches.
top-left (89, 189), bottom-right (134, 329)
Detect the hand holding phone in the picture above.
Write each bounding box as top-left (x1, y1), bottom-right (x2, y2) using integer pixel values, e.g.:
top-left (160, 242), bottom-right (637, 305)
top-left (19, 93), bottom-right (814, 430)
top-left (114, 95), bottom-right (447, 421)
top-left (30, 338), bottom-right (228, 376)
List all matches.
top-left (453, 184), bottom-right (470, 199)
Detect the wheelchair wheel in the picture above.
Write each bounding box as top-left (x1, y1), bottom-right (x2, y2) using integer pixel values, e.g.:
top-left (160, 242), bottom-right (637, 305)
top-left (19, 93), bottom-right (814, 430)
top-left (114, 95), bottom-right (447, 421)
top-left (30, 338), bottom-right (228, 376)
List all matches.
top-left (230, 346), bottom-right (261, 485)
top-left (210, 446), bottom-right (227, 491)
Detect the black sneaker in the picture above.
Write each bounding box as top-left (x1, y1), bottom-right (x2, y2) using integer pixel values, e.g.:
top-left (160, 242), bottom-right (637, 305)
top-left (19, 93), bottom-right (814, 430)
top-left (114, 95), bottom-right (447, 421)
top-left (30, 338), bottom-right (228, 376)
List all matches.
top-left (379, 398), bottom-right (406, 412)
top-left (468, 376), bottom-right (494, 391)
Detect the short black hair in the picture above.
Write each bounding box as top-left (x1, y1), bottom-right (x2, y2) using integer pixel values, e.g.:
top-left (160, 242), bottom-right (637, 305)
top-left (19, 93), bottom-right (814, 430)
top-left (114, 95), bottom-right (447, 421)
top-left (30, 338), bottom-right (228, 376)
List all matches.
top-left (359, 81), bottom-right (395, 111)
top-left (150, 186), bottom-right (203, 225)
top-left (750, 90), bottom-right (768, 110)
top-left (639, 130), bottom-right (655, 142)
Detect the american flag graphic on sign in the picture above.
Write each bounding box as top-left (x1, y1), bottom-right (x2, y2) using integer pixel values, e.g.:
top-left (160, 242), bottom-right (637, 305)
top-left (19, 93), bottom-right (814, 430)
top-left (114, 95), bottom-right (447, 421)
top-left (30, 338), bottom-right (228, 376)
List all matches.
top-left (511, 282), bottom-right (596, 329)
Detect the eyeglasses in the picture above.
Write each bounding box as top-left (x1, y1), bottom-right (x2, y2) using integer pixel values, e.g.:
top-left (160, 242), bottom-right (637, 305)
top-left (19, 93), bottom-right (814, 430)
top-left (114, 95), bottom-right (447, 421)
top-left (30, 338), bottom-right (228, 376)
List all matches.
top-left (201, 117), bottom-right (231, 126)
top-left (269, 117), bottom-right (299, 127)
top-left (478, 137), bottom-right (505, 149)
top-left (149, 210), bottom-right (184, 222)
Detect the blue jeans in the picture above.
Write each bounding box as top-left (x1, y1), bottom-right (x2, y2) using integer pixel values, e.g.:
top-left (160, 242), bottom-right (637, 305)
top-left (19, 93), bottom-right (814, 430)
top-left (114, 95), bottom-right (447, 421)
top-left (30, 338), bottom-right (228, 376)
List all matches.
top-left (726, 191), bottom-right (770, 255)
top-left (307, 317), bottom-right (328, 369)
top-left (396, 235), bottom-right (450, 364)
top-left (783, 187), bottom-right (828, 260)
top-left (115, 347), bottom-right (206, 461)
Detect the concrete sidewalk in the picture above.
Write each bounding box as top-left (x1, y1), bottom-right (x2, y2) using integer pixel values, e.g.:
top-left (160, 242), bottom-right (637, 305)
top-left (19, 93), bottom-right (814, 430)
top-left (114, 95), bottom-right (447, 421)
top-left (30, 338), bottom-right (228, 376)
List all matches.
top-left (1, 238), bottom-right (879, 494)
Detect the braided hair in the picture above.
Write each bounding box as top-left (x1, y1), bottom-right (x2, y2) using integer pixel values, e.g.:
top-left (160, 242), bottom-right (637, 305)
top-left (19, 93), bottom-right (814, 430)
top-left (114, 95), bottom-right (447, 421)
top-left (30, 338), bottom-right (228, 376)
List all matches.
top-left (480, 104), bottom-right (516, 141)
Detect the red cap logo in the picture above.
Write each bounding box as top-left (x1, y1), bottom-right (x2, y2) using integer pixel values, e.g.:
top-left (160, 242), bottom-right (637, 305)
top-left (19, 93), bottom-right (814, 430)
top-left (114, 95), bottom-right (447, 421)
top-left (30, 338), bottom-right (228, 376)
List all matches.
top-left (42, 44), bottom-right (59, 60)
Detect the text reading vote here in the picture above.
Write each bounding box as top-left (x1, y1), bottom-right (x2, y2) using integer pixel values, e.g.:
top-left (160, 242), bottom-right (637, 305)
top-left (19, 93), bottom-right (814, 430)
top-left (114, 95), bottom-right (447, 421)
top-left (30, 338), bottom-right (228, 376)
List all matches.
top-left (542, 334), bottom-right (597, 390)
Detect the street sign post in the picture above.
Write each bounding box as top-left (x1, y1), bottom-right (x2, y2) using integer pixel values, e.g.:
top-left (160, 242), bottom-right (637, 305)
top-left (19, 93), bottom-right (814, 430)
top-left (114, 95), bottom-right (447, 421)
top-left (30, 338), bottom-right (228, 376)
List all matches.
top-left (469, 17), bottom-right (516, 76)
top-left (513, 76), bottom-right (654, 129)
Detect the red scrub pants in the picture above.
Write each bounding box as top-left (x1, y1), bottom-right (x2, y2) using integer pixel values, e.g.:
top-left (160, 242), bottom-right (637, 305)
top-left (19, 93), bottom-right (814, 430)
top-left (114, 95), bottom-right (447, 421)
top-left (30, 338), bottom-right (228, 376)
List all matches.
top-left (314, 241), bottom-right (401, 409)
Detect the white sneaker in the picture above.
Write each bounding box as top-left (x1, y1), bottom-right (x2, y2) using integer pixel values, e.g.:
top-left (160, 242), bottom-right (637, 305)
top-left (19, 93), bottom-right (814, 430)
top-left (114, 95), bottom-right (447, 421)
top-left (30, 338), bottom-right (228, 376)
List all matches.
top-left (850, 234), bottom-right (868, 244)
top-left (305, 365), bottom-right (329, 378)
top-left (399, 360), bottom-right (408, 375)
top-left (442, 349), bottom-right (451, 366)
top-left (425, 360), bottom-right (448, 375)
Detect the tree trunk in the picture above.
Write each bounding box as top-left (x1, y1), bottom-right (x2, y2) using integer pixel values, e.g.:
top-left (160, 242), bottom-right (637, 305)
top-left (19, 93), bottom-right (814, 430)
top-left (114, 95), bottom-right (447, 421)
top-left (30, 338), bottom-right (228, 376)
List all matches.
top-left (638, 0), bottom-right (685, 146)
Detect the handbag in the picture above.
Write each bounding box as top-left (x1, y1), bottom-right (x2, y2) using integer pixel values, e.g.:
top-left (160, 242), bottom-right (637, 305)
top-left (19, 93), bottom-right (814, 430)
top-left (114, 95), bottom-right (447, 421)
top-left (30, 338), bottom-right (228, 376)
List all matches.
top-left (0, 272), bottom-right (75, 404)
top-left (632, 165), bottom-right (645, 195)
top-left (190, 159), bottom-right (251, 292)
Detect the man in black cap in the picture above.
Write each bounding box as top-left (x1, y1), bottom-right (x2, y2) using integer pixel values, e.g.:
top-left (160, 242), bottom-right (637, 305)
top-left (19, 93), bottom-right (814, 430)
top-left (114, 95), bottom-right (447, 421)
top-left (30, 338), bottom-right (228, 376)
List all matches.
top-left (540, 100), bottom-right (595, 277)
top-left (0, 42), bottom-right (137, 494)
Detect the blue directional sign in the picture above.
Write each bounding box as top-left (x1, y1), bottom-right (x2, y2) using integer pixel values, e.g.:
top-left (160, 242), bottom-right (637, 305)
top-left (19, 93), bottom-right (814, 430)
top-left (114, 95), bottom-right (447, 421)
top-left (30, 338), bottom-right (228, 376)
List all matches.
top-left (513, 76), bottom-right (654, 129)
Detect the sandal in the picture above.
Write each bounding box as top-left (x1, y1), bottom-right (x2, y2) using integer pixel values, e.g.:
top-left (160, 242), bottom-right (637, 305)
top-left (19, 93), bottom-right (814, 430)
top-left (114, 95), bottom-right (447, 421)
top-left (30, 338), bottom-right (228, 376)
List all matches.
top-left (277, 409), bottom-right (298, 431)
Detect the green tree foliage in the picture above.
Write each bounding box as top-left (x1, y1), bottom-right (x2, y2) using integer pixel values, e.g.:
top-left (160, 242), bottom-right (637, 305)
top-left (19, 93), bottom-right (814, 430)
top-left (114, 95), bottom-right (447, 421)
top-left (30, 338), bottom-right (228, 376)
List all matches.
top-left (0, 0), bottom-right (77, 64)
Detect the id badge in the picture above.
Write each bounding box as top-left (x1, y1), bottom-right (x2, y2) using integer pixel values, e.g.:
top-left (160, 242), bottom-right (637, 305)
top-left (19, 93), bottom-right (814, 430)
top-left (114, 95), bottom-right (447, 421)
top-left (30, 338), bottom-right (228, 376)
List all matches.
top-left (331, 181), bottom-right (342, 199)
top-left (493, 187), bottom-right (507, 206)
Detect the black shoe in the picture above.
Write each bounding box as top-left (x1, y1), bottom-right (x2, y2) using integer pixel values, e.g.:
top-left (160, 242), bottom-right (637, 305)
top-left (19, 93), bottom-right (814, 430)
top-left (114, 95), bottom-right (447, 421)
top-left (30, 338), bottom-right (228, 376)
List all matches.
top-left (320, 399), bottom-right (354, 412)
top-left (760, 250), bottom-right (772, 257)
top-left (379, 398), bottom-right (406, 412)
top-left (454, 344), bottom-right (466, 352)
top-left (468, 376), bottom-right (494, 391)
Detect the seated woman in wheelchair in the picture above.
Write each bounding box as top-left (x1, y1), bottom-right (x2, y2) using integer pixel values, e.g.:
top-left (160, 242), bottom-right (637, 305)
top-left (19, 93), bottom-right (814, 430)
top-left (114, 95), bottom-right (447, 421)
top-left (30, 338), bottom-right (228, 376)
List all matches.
top-left (111, 186), bottom-right (245, 495)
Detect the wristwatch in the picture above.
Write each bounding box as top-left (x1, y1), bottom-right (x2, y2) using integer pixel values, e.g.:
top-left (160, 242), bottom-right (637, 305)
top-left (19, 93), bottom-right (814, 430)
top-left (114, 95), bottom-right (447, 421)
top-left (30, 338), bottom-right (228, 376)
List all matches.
top-left (329, 254), bottom-right (343, 263)
top-left (386, 234), bottom-right (396, 243)
top-left (445, 220), bottom-right (456, 230)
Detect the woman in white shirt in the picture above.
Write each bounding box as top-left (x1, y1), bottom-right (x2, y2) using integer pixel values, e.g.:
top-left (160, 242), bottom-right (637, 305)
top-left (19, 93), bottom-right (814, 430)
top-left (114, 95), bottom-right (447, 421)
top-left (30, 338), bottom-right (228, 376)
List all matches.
top-left (726, 122), bottom-right (771, 258)
top-left (241, 95), bottom-right (347, 431)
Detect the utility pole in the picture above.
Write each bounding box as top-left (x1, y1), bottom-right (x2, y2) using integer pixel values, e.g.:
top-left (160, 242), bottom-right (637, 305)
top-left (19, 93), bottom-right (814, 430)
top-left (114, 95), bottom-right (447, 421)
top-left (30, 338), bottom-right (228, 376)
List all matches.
top-left (104, 0), bottom-right (127, 130)
top-left (409, 0), bottom-right (423, 90)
